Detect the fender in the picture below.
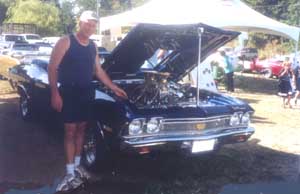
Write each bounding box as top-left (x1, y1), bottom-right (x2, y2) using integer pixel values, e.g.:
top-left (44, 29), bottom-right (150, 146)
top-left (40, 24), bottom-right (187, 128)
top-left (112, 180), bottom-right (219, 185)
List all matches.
top-left (17, 84), bottom-right (30, 99)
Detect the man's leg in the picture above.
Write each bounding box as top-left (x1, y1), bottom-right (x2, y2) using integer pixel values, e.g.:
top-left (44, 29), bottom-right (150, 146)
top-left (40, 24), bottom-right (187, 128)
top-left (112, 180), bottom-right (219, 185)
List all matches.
top-left (56, 123), bottom-right (83, 192)
top-left (74, 121), bottom-right (87, 166)
top-left (64, 123), bottom-right (77, 174)
top-left (225, 73), bottom-right (230, 91)
top-left (229, 72), bottom-right (234, 92)
top-left (74, 121), bottom-right (92, 180)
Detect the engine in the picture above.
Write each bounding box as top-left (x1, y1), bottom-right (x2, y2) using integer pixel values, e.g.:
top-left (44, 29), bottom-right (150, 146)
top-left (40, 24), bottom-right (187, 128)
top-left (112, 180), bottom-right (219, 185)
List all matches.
top-left (127, 71), bottom-right (196, 109)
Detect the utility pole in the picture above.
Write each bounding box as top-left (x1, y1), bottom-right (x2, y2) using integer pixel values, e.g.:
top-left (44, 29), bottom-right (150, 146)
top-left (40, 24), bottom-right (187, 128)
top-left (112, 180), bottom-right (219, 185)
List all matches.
top-left (96, 0), bottom-right (101, 34)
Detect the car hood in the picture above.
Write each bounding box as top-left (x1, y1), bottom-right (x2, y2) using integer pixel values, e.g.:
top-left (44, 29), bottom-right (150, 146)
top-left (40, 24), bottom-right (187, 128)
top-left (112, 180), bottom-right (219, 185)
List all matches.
top-left (102, 23), bottom-right (240, 81)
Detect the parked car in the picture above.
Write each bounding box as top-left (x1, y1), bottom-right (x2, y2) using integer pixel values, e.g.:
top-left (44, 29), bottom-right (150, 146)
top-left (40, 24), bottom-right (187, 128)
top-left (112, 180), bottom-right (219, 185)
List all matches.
top-left (8, 23), bottom-right (254, 169)
top-left (1, 43), bottom-right (40, 59)
top-left (243, 58), bottom-right (283, 78)
top-left (19, 33), bottom-right (43, 44)
top-left (238, 47), bottom-right (258, 60)
top-left (42, 36), bottom-right (60, 47)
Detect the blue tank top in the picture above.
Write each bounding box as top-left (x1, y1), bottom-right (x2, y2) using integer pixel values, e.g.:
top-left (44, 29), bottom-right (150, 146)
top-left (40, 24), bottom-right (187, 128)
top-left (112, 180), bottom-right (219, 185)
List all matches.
top-left (58, 34), bottom-right (96, 87)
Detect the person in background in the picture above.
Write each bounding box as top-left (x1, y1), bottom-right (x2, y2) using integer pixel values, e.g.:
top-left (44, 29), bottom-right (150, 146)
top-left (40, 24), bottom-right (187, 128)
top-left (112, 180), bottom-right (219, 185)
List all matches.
top-left (48, 10), bottom-right (127, 192)
top-left (211, 60), bottom-right (224, 89)
top-left (219, 50), bottom-right (234, 92)
top-left (293, 64), bottom-right (300, 105)
top-left (278, 60), bottom-right (294, 108)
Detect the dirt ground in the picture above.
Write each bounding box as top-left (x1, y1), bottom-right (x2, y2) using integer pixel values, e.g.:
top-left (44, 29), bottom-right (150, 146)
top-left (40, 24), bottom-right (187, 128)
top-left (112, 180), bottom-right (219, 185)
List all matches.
top-left (0, 73), bottom-right (300, 194)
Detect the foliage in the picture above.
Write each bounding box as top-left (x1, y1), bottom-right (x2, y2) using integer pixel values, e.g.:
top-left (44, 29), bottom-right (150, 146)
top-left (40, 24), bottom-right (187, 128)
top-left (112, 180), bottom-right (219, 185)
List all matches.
top-left (59, 0), bottom-right (77, 34)
top-left (242, 0), bottom-right (299, 57)
top-left (5, 0), bottom-right (61, 36)
top-left (76, 0), bottom-right (149, 16)
top-left (0, 0), bottom-right (15, 24)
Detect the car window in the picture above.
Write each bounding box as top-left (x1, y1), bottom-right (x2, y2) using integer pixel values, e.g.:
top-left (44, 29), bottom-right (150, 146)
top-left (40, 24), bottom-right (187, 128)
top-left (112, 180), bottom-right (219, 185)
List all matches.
top-left (32, 59), bottom-right (48, 71)
top-left (98, 47), bottom-right (107, 52)
top-left (5, 35), bottom-right (26, 42)
top-left (141, 49), bottom-right (173, 69)
top-left (13, 44), bottom-right (38, 51)
top-left (26, 35), bottom-right (41, 40)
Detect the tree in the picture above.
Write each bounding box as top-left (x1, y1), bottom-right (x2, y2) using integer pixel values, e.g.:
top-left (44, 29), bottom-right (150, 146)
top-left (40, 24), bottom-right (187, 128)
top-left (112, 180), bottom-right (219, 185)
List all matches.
top-left (0, 0), bottom-right (16, 25)
top-left (242, 0), bottom-right (296, 57)
top-left (75, 0), bottom-right (149, 17)
top-left (5, 0), bottom-right (61, 36)
top-left (58, 0), bottom-right (77, 34)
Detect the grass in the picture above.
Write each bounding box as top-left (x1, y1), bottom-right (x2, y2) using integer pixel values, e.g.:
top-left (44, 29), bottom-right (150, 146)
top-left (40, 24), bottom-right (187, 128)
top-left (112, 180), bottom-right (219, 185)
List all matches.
top-left (0, 55), bottom-right (19, 79)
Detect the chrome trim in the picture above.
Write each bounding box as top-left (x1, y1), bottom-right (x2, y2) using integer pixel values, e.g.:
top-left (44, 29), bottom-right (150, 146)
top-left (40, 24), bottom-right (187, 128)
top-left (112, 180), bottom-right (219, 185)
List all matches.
top-left (123, 127), bottom-right (254, 146)
top-left (162, 115), bottom-right (232, 121)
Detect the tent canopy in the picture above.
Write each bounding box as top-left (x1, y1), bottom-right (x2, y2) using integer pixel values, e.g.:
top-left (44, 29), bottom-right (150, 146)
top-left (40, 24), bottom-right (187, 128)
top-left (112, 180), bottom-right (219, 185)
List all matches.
top-left (100, 0), bottom-right (300, 41)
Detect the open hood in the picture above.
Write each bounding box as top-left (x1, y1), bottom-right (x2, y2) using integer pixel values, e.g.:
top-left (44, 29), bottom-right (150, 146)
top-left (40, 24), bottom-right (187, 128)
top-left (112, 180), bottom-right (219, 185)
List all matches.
top-left (102, 23), bottom-right (240, 81)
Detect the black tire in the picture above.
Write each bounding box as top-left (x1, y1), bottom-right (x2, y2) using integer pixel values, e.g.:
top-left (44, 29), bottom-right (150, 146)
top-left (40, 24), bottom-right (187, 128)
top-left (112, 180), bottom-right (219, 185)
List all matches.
top-left (82, 122), bottom-right (114, 172)
top-left (262, 68), bottom-right (272, 78)
top-left (19, 92), bottom-right (33, 121)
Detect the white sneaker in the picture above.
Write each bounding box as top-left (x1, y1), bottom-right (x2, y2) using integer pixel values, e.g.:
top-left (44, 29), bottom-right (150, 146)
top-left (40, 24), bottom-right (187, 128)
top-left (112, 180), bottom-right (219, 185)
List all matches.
top-left (55, 174), bottom-right (83, 192)
top-left (75, 165), bottom-right (92, 181)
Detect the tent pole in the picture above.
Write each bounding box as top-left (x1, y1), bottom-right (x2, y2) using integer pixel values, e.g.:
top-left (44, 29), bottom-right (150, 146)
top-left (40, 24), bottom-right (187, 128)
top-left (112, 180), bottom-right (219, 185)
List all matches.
top-left (197, 27), bottom-right (204, 107)
top-left (294, 33), bottom-right (299, 68)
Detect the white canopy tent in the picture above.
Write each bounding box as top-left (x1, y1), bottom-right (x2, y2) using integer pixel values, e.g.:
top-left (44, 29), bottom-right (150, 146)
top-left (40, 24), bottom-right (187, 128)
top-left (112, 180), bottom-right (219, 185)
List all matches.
top-left (100, 0), bottom-right (300, 41)
top-left (100, 0), bottom-right (300, 92)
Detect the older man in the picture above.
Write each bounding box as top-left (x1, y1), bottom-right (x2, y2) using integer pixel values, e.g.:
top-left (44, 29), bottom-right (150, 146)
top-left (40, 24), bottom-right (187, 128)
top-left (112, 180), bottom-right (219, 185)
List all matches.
top-left (48, 11), bottom-right (127, 192)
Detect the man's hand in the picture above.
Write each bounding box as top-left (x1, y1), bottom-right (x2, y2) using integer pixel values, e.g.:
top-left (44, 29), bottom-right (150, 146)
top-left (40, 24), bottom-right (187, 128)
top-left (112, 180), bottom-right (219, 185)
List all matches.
top-left (111, 85), bottom-right (128, 99)
top-left (51, 92), bottom-right (63, 112)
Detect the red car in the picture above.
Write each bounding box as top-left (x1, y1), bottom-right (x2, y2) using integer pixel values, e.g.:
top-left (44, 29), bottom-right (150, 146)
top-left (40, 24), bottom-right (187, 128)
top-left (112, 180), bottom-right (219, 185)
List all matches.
top-left (244, 58), bottom-right (283, 78)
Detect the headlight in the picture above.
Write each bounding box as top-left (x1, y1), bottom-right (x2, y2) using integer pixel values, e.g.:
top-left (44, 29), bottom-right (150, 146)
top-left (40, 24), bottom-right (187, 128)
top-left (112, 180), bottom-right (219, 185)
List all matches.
top-left (229, 112), bottom-right (240, 126)
top-left (241, 112), bottom-right (250, 125)
top-left (146, 118), bottom-right (161, 134)
top-left (128, 119), bottom-right (144, 135)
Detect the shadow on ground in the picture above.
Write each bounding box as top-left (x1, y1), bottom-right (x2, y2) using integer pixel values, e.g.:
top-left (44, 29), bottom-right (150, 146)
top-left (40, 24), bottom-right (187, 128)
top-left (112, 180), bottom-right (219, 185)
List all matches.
top-left (251, 115), bottom-right (275, 125)
top-left (235, 73), bottom-right (278, 95)
top-left (0, 96), bottom-right (298, 194)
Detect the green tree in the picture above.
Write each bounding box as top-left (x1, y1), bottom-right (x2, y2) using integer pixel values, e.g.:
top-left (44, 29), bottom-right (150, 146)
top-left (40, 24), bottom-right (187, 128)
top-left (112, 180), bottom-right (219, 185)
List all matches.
top-left (59, 0), bottom-right (77, 34)
top-left (0, 0), bottom-right (16, 25)
top-left (75, 0), bottom-right (149, 17)
top-left (5, 0), bottom-right (61, 36)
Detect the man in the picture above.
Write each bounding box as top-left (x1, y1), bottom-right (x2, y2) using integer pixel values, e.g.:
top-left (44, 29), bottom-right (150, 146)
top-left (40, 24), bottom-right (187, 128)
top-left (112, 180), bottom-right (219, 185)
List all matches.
top-left (220, 50), bottom-right (234, 92)
top-left (48, 11), bottom-right (127, 192)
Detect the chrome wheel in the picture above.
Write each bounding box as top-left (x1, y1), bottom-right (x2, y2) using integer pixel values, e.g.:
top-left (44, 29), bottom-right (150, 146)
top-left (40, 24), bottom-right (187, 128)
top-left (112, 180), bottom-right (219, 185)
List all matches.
top-left (19, 93), bottom-right (33, 120)
top-left (82, 122), bottom-right (103, 168)
top-left (20, 96), bottom-right (29, 117)
top-left (83, 133), bottom-right (97, 167)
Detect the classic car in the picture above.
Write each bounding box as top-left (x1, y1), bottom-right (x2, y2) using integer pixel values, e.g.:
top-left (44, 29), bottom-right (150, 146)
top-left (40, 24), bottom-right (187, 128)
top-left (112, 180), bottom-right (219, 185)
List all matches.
top-left (8, 23), bottom-right (255, 169)
top-left (243, 58), bottom-right (283, 78)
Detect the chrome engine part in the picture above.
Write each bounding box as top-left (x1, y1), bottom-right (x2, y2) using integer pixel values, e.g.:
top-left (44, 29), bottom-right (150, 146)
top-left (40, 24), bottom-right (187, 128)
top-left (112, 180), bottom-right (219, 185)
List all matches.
top-left (128, 71), bottom-right (195, 108)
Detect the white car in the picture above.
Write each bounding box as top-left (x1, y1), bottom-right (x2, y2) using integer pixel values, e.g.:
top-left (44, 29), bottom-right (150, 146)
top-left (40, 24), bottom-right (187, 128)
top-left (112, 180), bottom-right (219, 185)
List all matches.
top-left (20, 34), bottom-right (43, 44)
top-left (42, 36), bottom-right (60, 47)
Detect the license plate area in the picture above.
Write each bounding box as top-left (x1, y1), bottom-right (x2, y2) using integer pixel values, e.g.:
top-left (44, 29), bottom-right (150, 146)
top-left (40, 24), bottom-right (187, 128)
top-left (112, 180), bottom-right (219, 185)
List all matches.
top-left (191, 139), bottom-right (215, 153)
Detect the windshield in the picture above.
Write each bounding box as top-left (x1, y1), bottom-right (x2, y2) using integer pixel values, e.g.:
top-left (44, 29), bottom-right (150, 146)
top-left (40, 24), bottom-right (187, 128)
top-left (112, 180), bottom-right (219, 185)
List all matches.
top-left (5, 35), bottom-right (25, 42)
top-left (141, 49), bottom-right (173, 69)
top-left (26, 35), bottom-right (41, 40)
top-left (13, 44), bottom-right (38, 51)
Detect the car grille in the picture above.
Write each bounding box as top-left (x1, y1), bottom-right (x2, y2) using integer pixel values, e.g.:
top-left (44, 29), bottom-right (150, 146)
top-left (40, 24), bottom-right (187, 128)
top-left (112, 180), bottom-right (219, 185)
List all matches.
top-left (160, 116), bottom-right (237, 134)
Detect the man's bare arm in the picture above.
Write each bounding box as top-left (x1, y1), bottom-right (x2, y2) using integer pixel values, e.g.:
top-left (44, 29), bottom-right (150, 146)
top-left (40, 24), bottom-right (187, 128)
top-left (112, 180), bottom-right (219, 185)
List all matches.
top-left (48, 36), bottom-right (70, 112)
top-left (48, 36), bottom-right (69, 94)
top-left (93, 44), bottom-right (127, 99)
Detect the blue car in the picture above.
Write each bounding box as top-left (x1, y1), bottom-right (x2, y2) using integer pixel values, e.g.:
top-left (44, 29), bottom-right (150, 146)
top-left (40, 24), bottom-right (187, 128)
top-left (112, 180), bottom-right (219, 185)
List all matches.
top-left (8, 23), bottom-right (254, 168)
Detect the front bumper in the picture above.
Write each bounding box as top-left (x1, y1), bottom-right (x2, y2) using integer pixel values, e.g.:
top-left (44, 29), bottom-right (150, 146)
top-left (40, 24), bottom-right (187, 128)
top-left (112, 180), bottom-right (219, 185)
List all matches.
top-left (121, 127), bottom-right (254, 152)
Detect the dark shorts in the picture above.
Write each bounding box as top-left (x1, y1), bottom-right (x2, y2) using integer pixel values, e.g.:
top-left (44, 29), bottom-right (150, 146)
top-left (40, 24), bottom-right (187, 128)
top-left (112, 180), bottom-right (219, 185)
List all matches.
top-left (59, 85), bottom-right (95, 123)
top-left (296, 78), bottom-right (300, 91)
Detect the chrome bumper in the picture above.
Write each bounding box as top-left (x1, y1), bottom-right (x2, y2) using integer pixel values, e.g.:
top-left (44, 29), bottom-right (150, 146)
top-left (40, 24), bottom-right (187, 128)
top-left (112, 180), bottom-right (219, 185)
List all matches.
top-left (123, 127), bottom-right (255, 147)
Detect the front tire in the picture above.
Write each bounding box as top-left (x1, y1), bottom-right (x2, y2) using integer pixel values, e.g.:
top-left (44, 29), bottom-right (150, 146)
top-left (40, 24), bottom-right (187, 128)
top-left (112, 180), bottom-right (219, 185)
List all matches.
top-left (19, 92), bottom-right (33, 121)
top-left (262, 68), bottom-right (272, 78)
top-left (82, 122), bottom-right (113, 171)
